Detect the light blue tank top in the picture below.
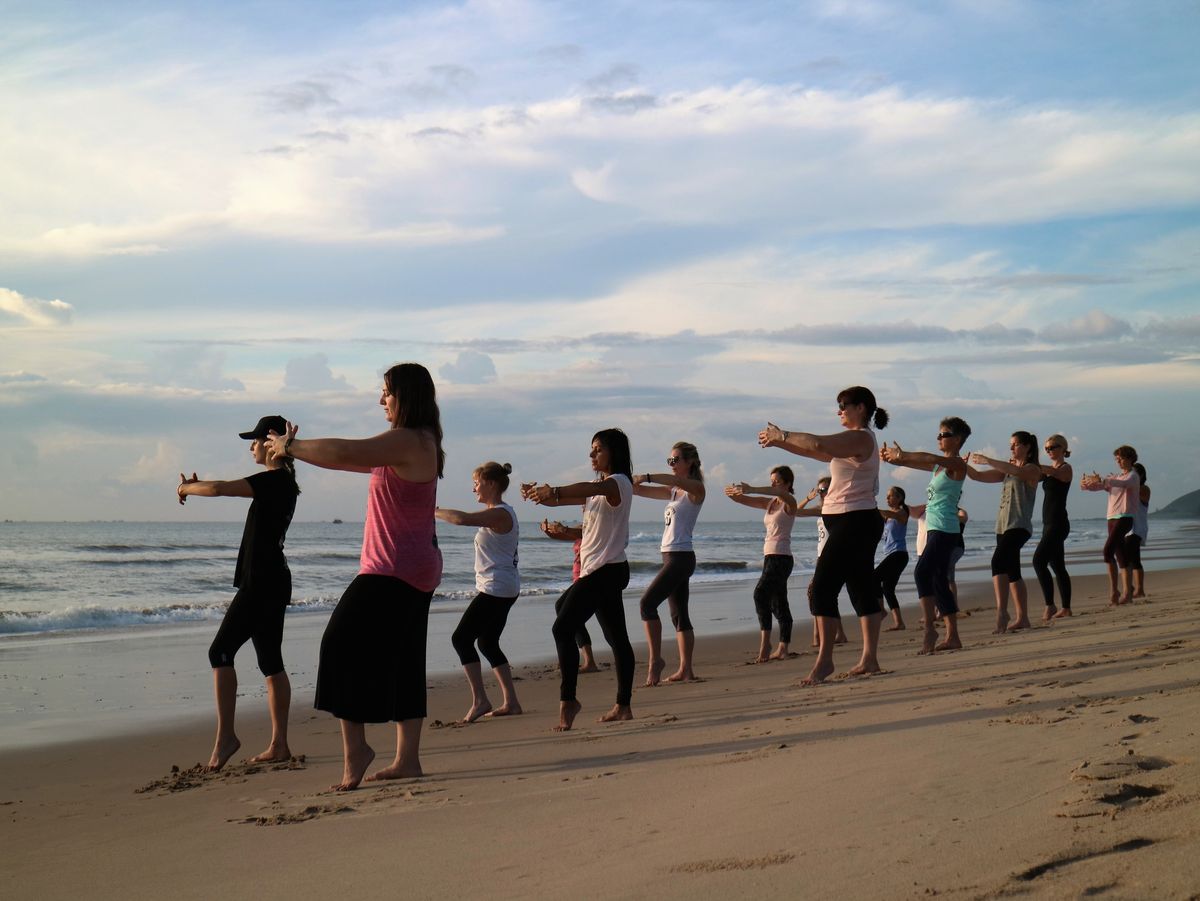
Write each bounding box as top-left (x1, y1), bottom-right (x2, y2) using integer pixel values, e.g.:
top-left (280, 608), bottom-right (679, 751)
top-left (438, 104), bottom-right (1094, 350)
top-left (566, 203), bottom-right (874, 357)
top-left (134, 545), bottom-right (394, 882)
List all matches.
top-left (926, 465), bottom-right (964, 534)
top-left (881, 516), bottom-right (907, 555)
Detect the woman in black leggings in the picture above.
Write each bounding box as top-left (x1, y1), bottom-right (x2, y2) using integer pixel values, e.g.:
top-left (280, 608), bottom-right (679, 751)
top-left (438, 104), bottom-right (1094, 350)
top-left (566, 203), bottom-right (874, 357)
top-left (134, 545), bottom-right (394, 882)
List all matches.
top-left (875, 486), bottom-right (910, 632)
top-left (1032, 434), bottom-right (1073, 620)
top-left (178, 415), bottom-right (299, 772)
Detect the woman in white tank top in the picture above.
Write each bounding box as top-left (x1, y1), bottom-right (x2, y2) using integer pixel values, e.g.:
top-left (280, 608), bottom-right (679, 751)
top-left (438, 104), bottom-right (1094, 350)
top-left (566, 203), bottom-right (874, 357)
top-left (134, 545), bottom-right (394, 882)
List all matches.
top-left (435, 461), bottom-right (522, 724)
top-left (632, 441), bottom-right (706, 686)
top-left (758, 385), bottom-right (889, 686)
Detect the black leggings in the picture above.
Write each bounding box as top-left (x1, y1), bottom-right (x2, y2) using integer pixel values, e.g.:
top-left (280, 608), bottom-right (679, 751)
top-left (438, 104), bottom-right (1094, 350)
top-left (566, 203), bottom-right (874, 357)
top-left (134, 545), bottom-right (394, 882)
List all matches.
top-left (753, 554), bottom-right (794, 642)
top-left (452, 592), bottom-right (518, 667)
top-left (208, 579), bottom-right (290, 676)
top-left (1124, 533), bottom-right (1143, 571)
top-left (640, 551), bottom-right (696, 631)
top-left (914, 531), bottom-right (959, 616)
top-left (991, 528), bottom-right (1031, 581)
top-left (554, 590), bottom-right (592, 649)
top-left (314, 574), bottom-right (434, 723)
top-left (1103, 518), bottom-right (1133, 567)
top-left (1032, 524), bottom-right (1072, 609)
top-left (810, 509), bottom-right (885, 618)
top-left (552, 561), bottom-right (634, 706)
top-left (875, 551), bottom-right (909, 611)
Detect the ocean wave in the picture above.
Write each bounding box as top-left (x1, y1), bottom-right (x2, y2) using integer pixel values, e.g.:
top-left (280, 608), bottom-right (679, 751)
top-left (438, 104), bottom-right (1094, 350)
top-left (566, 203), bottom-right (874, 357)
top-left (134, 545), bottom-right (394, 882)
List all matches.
top-left (627, 559), bottom-right (751, 574)
top-left (76, 543), bottom-right (234, 553)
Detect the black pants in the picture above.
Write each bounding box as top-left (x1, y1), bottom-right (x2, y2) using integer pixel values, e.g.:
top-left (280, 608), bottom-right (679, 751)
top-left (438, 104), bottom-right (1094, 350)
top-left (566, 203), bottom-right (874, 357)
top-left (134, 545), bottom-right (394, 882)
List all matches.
top-left (875, 551), bottom-right (909, 611)
top-left (314, 574), bottom-right (434, 723)
top-left (810, 509), bottom-right (885, 618)
top-left (208, 577), bottom-right (290, 676)
top-left (452, 592), bottom-right (518, 667)
top-left (991, 528), bottom-right (1031, 581)
top-left (914, 531), bottom-right (959, 616)
top-left (554, 590), bottom-right (592, 649)
top-left (1124, 533), bottom-right (1144, 571)
top-left (552, 561), bottom-right (634, 706)
top-left (1103, 518), bottom-right (1133, 567)
top-left (753, 554), bottom-right (794, 642)
top-left (1033, 525), bottom-right (1072, 609)
top-left (640, 551), bottom-right (697, 631)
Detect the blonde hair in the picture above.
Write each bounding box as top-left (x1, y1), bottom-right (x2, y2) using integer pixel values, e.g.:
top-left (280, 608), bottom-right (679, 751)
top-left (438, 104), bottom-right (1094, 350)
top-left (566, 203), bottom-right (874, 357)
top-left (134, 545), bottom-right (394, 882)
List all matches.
top-left (1047, 434), bottom-right (1071, 458)
top-left (671, 441), bottom-right (703, 482)
top-left (474, 461), bottom-right (512, 492)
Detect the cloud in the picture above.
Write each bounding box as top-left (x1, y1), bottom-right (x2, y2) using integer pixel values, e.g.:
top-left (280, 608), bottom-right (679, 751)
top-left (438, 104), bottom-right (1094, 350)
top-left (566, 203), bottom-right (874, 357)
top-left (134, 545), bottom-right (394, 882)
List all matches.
top-left (583, 92), bottom-right (658, 114)
top-left (584, 64), bottom-right (640, 92)
top-left (260, 79), bottom-right (340, 113)
top-left (1039, 310), bottom-right (1134, 343)
top-left (0, 370), bottom-right (48, 383)
top-left (148, 346), bottom-right (244, 392)
top-left (0, 287), bottom-right (73, 326)
top-left (282, 353), bottom-right (353, 393)
top-left (1139, 314), bottom-right (1200, 344)
top-left (439, 350), bottom-right (497, 384)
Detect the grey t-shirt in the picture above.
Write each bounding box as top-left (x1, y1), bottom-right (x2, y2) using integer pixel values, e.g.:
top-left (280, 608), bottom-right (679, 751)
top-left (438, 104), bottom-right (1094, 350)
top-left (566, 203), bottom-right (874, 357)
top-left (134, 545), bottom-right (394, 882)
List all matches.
top-left (996, 473), bottom-right (1036, 534)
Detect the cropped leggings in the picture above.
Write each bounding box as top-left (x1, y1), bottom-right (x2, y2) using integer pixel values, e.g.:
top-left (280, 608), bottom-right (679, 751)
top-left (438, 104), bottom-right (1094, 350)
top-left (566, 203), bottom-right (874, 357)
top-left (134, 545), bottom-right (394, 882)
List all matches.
top-left (875, 551), bottom-right (909, 611)
top-left (991, 528), bottom-right (1031, 581)
top-left (753, 554), bottom-right (793, 643)
top-left (1032, 524), bottom-right (1072, 609)
top-left (1103, 517), bottom-right (1133, 567)
top-left (552, 561), bottom-right (634, 706)
top-left (208, 577), bottom-right (291, 676)
top-left (1124, 534), bottom-right (1143, 571)
top-left (452, 592), bottom-right (518, 668)
top-left (810, 508), bottom-right (885, 618)
top-left (640, 551), bottom-right (697, 631)
top-left (914, 531), bottom-right (960, 616)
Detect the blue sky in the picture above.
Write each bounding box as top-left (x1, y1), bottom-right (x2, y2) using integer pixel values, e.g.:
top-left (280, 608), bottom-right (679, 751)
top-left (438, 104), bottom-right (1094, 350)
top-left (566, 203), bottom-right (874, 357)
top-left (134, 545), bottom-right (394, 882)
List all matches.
top-left (2, 0), bottom-right (1198, 522)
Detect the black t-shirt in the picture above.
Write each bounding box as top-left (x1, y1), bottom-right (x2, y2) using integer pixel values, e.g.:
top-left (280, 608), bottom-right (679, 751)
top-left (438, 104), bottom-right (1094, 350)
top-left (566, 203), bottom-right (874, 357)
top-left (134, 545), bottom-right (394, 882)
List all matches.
top-left (233, 468), bottom-right (298, 593)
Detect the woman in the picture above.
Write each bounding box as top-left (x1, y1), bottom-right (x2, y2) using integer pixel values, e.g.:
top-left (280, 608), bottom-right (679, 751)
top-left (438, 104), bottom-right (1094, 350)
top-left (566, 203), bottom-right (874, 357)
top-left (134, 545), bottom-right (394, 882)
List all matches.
top-left (880, 416), bottom-right (971, 654)
top-left (633, 441), bottom-right (705, 685)
top-left (760, 386), bottom-right (889, 684)
top-left (264, 363), bottom-right (443, 791)
top-left (725, 467), bottom-right (798, 663)
top-left (539, 519), bottom-right (600, 673)
top-left (178, 414), bottom-right (299, 772)
top-left (969, 432), bottom-right (1041, 634)
top-left (435, 462), bottom-right (522, 723)
top-left (522, 429), bottom-right (636, 731)
top-left (876, 486), bottom-right (910, 632)
top-left (1032, 434), bottom-right (1073, 620)
top-left (1081, 446), bottom-right (1140, 606)
top-left (1128, 463), bottom-right (1150, 598)
top-left (801, 476), bottom-right (847, 648)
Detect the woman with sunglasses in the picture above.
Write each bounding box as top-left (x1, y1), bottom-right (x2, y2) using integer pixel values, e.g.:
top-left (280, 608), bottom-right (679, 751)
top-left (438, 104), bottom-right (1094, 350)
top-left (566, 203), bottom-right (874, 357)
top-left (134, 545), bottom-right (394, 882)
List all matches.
top-left (725, 466), bottom-right (798, 663)
top-left (969, 432), bottom-right (1041, 634)
top-left (880, 417), bottom-right (971, 653)
top-left (1081, 446), bottom-right (1140, 606)
top-left (633, 442), bottom-right (705, 685)
top-left (759, 386), bottom-right (889, 684)
top-left (1032, 435), bottom-right (1073, 620)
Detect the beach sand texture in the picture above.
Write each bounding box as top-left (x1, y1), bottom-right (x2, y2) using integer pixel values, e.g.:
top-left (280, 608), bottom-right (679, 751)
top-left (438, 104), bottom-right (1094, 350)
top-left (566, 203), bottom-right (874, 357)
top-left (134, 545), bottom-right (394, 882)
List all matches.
top-left (3, 568), bottom-right (1198, 899)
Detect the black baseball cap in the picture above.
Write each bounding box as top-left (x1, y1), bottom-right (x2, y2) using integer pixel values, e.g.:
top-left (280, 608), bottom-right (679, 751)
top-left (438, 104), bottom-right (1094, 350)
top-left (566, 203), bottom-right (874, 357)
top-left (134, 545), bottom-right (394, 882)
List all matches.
top-left (238, 415), bottom-right (288, 440)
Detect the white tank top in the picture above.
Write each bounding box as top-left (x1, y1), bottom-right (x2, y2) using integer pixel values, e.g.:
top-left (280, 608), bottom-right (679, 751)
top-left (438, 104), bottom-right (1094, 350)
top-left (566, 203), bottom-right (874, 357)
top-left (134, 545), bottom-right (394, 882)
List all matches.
top-left (915, 512), bottom-right (928, 557)
top-left (763, 498), bottom-right (795, 556)
top-left (816, 516), bottom-right (828, 557)
top-left (579, 474), bottom-right (632, 577)
top-left (661, 487), bottom-right (702, 552)
top-left (474, 504), bottom-right (520, 597)
top-left (822, 429), bottom-right (879, 514)
top-left (1132, 498), bottom-right (1149, 541)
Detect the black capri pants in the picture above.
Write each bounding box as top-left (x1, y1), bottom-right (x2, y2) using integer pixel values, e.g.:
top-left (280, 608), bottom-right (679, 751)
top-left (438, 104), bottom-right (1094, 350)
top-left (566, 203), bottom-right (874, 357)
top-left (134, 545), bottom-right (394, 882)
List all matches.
top-left (914, 531), bottom-right (959, 616)
top-left (640, 551), bottom-right (697, 631)
top-left (875, 551), bottom-right (909, 611)
top-left (1103, 518), bottom-right (1133, 567)
top-left (552, 561), bottom-right (634, 706)
top-left (753, 554), bottom-right (794, 643)
top-left (208, 575), bottom-right (291, 677)
top-left (1124, 533), bottom-right (1143, 571)
top-left (810, 508), bottom-right (885, 618)
top-left (314, 574), bottom-right (434, 723)
top-left (452, 592), bottom-right (518, 668)
top-left (991, 528), bottom-right (1031, 581)
top-left (1032, 524), bottom-right (1071, 609)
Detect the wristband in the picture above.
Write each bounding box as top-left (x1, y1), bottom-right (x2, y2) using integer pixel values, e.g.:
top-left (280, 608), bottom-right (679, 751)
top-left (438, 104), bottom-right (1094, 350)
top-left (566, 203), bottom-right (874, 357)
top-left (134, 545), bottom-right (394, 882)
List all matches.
top-left (283, 435), bottom-right (295, 456)
top-left (552, 486), bottom-right (560, 502)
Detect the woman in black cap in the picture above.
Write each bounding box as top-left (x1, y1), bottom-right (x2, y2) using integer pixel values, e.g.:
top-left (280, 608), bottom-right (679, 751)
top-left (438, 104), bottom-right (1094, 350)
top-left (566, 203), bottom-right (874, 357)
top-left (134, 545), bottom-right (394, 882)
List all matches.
top-left (178, 415), bottom-right (300, 771)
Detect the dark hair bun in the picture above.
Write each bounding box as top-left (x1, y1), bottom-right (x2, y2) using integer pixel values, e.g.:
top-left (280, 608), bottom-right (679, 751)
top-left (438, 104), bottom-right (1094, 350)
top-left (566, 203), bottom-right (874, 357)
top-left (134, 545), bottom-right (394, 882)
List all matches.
top-left (502, 462), bottom-right (513, 474)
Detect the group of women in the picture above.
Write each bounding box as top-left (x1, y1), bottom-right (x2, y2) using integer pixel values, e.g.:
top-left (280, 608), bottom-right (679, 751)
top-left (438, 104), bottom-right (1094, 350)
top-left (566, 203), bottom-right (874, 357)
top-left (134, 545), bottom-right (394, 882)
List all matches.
top-left (178, 364), bottom-right (1152, 789)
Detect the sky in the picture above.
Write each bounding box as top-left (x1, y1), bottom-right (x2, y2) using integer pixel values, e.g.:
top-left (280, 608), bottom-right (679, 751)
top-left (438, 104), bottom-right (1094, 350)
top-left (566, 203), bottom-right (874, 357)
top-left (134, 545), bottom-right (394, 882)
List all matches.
top-left (2, 0), bottom-right (1198, 523)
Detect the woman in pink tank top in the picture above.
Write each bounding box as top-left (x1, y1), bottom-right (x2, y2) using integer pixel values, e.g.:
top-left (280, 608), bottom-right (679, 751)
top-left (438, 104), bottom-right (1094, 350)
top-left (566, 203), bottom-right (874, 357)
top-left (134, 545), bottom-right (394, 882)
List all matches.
top-left (264, 362), bottom-right (444, 791)
top-left (758, 385), bottom-right (888, 686)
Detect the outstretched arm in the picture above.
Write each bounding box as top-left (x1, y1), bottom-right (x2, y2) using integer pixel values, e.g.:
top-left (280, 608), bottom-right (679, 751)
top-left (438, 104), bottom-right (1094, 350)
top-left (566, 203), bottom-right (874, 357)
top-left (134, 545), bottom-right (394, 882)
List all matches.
top-left (724, 483), bottom-right (773, 510)
top-left (1038, 462), bottom-right (1073, 483)
top-left (634, 472), bottom-right (705, 504)
top-left (177, 473), bottom-right (253, 505)
top-left (264, 423), bottom-right (427, 474)
top-left (435, 507), bottom-right (514, 533)
top-left (541, 519), bottom-right (583, 541)
top-left (759, 422), bottom-right (873, 462)
top-left (522, 478), bottom-right (616, 507)
top-left (969, 454), bottom-right (1040, 486)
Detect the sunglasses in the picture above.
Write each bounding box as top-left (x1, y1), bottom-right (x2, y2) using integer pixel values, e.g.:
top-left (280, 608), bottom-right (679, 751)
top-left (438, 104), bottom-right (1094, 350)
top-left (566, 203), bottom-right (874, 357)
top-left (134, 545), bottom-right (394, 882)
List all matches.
top-left (667, 456), bottom-right (681, 465)
top-left (936, 432), bottom-right (954, 440)
top-left (1045, 444), bottom-right (1062, 452)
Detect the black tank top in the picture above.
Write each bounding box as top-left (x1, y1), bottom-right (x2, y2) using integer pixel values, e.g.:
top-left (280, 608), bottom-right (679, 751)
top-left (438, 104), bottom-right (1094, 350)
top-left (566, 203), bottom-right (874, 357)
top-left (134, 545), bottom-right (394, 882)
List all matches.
top-left (1040, 474), bottom-right (1069, 531)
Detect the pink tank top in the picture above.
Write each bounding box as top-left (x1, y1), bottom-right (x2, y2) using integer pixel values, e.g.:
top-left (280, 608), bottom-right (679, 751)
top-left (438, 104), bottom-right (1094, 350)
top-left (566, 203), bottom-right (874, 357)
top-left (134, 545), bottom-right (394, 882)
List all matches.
top-left (359, 466), bottom-right (443, 592)
top-left (763, 499), bottom-right (795, 556)
top-left (822, 429), bottom-right (880, 514)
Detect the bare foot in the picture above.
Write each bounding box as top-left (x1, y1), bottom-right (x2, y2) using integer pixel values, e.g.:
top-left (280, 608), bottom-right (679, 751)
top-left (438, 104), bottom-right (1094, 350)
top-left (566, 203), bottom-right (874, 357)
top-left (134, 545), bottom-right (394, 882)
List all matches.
top-left (1118, 593), bottom-right (1132, 605)
top-left (753, 654), bottom-right (770, 664)
top-left (800, 660), bottom-right (835, 686)
top-left (578, 662), bottom-right (600, 673)
top-left (919, 627), bottom-right (938, 655)
top-left (833, 633), bottom-right (848, 645)
top-left (885, 622), bottom-right (906, 632)
top-left (597, 704), bottom-right (633, 723)
top-left (1008, 617), bottom-right (1031, 631)
top-left (847, 660), bottom-right (881, 675)
top-left (331, 743), bottom-right (375, 791)
top-left (205, 735), bottom-right (241, 772)
top-left (1042, 604), bottom-right (1057, 622)
top-left (1108, 590), bottom-right (1120, 607)
top-left (247, 743), bottom-right (291, 764)
top-left (365, 759), bottom-right (422, 782)
top-left (1132, 591), bottom-right (1147, 599)
top-left (485, 702), bottom-right (523, 717)
top-left (767, 646), bottom-right (788, 661)
top-left (461, 699), bottom-right (493, 723)
top-left (993, 610), bottom-right (1010, 635)
top-left (645, 658), bottom-right (665, 687)
top-left (935, 637), bottom-right (962, 651)
top-left (1052, 608), bottom-right (1072, 618)
top-left (665, 668), bottom-right (698, 682)
top-left (554, 700), bottom-right (582, 732)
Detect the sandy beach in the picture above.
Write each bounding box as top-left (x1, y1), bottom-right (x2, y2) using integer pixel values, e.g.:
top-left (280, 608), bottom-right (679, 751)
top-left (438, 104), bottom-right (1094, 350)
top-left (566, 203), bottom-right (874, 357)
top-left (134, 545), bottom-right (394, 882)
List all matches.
top-left (3, 566), bottom-right (1199, 900)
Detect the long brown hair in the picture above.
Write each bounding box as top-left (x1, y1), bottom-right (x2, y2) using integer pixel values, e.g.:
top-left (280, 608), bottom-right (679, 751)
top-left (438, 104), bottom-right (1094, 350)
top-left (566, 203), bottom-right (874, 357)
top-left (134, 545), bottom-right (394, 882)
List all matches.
top-left (384, 362), bottom-right (445, 477)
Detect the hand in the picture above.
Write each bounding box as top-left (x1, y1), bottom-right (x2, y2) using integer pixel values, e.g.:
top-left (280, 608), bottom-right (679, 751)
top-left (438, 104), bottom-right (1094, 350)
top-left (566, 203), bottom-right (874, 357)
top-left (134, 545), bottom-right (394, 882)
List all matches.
top-left (264, 422), bottom-right (299, 462)
top-left (177, 472), bottom-right (198, 505)
top-left (880, 441), bottom-right (904, 464)
top-left (724, 482), bottom-right (747, 498)
top-left (969, 452), bottom-right (988, 466)
top-left (758, 422), bottom-right (784, 448)
top-left (522, 482), bottom-right (552, 504)
top-left (806, 487), bottom-right (819, 501)
top-left (633, 473), bottom-right (648, 486)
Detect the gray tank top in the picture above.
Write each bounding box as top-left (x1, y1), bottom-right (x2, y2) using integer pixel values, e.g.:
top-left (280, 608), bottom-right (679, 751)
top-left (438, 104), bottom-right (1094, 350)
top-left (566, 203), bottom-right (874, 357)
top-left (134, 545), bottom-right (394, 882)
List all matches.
top-left (996, 474), bottom-right (1036, 534)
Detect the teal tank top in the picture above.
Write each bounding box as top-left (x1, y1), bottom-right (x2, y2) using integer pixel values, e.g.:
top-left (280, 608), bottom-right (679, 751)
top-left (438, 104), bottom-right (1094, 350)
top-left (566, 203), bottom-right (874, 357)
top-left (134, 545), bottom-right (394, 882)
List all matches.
top-left (926, 465), bottom-right (963, 533)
